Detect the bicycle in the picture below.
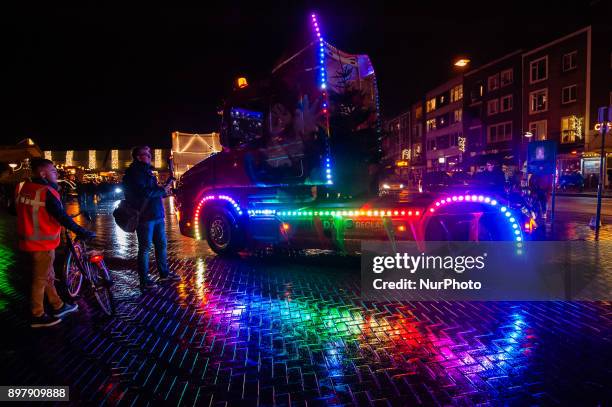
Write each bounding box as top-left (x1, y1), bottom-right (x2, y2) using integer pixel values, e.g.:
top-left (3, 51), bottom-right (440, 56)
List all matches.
top-left (61, 212), bottom-right (115, 316)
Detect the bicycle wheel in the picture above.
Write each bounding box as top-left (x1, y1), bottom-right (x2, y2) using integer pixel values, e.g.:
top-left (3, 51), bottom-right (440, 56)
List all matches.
top-left (90, 262), bottom-right (115, 316)
top-left (63, 242), bottom-right (84, 298)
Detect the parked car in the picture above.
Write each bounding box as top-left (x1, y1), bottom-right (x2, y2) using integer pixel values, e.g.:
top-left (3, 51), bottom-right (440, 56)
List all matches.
top-left (558, 172), bottom-right (584, 191)
top-left (450, 171), bottom-right (472, 186)
top-left (421, 171), bottom-right (452, 193)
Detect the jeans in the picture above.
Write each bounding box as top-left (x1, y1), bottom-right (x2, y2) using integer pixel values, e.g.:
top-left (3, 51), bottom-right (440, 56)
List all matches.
top-left (30, 250), bottom-right (64, 317)
top-left (136, 218), bottom-right (169, 284)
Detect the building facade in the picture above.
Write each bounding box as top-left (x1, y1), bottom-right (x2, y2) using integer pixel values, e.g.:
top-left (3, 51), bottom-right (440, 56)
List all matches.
top-left (464, 50), bottom-right (523, 172)
top-left (45, 149), bottom-right (171, 173)
top-left (424, 76), bottom-right (464, 171)
top-left (171, 132), bottom-right (221, 178)
top-left (382, 112), bottom-right (411, 175)
top-left (410, 101), bottom-right (425, 176)
top-left (522, 25), bottom-right (612, 184)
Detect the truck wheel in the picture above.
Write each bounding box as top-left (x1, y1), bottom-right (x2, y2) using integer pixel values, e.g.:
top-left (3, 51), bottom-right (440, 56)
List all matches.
top-left (204, 207), bottom-right (243, 256)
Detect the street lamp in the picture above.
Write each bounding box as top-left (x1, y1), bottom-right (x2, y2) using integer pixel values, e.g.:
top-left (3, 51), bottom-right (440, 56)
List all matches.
top-left (454, 58), bottom-right (471, 68)
top-left (518, 132), bottom-right (534, 181)
top-left (8, 163), bottom-right (17, 170)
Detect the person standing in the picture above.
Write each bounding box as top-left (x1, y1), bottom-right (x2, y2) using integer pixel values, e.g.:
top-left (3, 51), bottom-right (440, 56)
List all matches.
top-left (16, 158), bottom-right (95, 328)
top-left (123, 146), bottom-right (180, 292)
top-left (476, 160), bottom-right (506, 195)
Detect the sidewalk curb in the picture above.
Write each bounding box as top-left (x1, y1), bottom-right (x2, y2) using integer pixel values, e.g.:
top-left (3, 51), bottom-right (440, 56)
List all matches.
top-left (556, 193), bottom-right (612, 198)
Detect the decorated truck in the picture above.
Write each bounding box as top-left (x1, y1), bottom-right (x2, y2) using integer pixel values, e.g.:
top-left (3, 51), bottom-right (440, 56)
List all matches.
top-left (174, 13), bottom-right (535, 255)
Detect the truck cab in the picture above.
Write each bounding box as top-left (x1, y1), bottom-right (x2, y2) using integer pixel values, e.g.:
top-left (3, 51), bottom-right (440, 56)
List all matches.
top-left (174, 14), bottom-right (531, 255)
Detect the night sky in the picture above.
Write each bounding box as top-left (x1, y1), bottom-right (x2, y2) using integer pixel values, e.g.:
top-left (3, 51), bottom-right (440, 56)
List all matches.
top-left (2, 1), bottom-right (608, 150)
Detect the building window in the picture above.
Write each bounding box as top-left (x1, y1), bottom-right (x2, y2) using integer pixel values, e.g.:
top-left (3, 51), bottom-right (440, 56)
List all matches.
top-left (426, 98), bottom-right (436, 113)
top-left (487, 122), bottom-right (512, 143)
top-left (471, 81), bottom-right (484, 102)
top-left (529, 56), bottom-right (548, 84)
top-left (561, 85), bottom-right (577, 104)
top-left (529, 88), bottom-right (548, 114)
top-left (437, 113), bottom-right (450, 128)
top-left (487, 99), bottom-right (499, 116)
top-left (500, 69), bottom-right (513, 86)
top-left (427, 139), bottom-right (436, 151)
top-left (561, 116), bottom-right (583, 144)
top-left (562, 51), bottom-right (577, 72)
top-left (500, 94), bottom-right (513, 112)
top-left (449, 132), bottom-right (462, 147)
top-left (65, 150), bottom-right (73, 167)
top-left (414, 143), bottom-right (422, 159)
top-left (453, 109), bottom-right (462, 123)
top-left (88, 150), bottom-right (96, 169)
top-left (529, 120), bottom-right (547, 141)
top-left (111, 150), bottom-right (119, 169)
top-left (415, 106), bottom-right (423, 119)
top-left (412, 124), bottom-right (422, 139)
top-left (426, 118), bottom-right (436, 132)
top-left (488, 74), bottom-right (500, 91)
top-left (450, 85), bottom-right (463, 102)
top-left (437, 135), bottom-right (450, 150)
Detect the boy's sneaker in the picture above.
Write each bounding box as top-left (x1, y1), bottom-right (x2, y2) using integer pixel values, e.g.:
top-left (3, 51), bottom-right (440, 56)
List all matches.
top-left (140, 280), bottom-right (157, 292)
top-left (159, 272), bottom-right (181, 282)
top-left (31, 314), bottom-right (62, 328)
top-left (53, 303), bottom-right (79, 318)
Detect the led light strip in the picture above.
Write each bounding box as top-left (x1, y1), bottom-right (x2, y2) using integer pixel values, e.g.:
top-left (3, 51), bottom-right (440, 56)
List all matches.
top-left (311, 13), bottom-right (333, 186)
top-left (248, 208), bottom-right (421, 218)
top-left (427, 194), bottom-right (524, 243)
top-left (194, 195), bottom-right (243, 240)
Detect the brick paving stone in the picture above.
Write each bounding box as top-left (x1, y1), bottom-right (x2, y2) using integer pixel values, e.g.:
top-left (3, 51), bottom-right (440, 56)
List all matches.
top-left (0, 201), bottom-right (610, 406)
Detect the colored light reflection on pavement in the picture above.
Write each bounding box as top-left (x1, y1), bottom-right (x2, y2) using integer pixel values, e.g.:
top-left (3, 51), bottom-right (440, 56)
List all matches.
top-left (0, 201), bottom-right (609, 406)
top-left (0, 243), bottom-right (17, 312)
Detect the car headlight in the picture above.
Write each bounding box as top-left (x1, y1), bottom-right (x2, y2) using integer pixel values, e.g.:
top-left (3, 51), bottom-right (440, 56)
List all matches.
top-left (399, 184), bottom-right (404, 189)
top-left (115, 187), bottom-right (122, 193)
top-left (382, 184), bottom-right (390, 189)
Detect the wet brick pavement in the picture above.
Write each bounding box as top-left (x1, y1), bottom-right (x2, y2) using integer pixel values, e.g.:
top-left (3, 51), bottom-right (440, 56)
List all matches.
top-left (0, 200), bottom-right (610, 406)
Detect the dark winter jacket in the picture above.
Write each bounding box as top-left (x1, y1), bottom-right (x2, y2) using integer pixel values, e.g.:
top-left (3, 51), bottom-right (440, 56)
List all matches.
top-left (122, 161), bottom-right (166, 222)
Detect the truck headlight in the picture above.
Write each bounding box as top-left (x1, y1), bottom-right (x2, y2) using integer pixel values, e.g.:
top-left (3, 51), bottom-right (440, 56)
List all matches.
top-left (382, 184), bottom-right (390, 189)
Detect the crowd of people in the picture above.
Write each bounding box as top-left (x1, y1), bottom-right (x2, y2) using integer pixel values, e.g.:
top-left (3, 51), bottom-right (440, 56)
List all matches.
top-left (14, 146), bottom-right (178, 328)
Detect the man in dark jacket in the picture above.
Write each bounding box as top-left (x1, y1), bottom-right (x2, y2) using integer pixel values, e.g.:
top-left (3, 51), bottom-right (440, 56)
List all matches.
top-left (123, 146), bottom-right (180, 292)
top-left (475, 160), bottom-right (506, 195)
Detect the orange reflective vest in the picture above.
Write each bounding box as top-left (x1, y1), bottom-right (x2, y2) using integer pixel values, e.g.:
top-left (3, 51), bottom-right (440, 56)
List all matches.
top-left (16, 181), bottom-right (62, 251)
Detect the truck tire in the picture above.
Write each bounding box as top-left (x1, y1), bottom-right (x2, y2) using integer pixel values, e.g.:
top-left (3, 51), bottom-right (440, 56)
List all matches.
top-left (204, 207), bottom-right (244, 256)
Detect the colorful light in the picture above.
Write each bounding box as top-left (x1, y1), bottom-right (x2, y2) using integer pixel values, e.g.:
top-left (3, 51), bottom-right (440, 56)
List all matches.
top-left (194, 194), bottom-right (243, 240)
top-left (311, 13), bottom-right (334, 186)
top-left (248, 208), bottom-right (423, 219)
top-left (427, 195), bottom-right (524, 243)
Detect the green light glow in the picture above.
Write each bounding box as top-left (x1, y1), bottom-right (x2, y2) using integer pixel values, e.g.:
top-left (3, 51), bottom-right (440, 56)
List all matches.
top-left (0, 243), bottom-right (17, 312)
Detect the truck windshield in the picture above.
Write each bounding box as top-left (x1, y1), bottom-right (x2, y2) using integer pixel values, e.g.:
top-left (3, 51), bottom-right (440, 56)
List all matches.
top-left (227, 107), bottom-right (264, 147)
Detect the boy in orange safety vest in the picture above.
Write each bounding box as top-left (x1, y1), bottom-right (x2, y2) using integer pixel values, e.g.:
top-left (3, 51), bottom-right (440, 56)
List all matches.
top-left (16, 158), bottom-right (95, 328)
